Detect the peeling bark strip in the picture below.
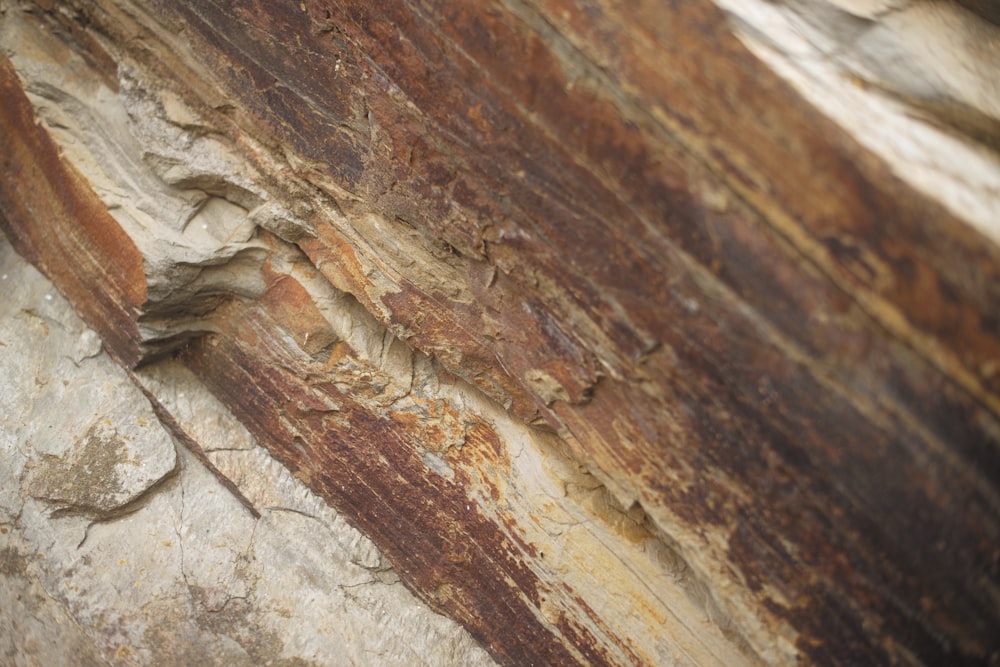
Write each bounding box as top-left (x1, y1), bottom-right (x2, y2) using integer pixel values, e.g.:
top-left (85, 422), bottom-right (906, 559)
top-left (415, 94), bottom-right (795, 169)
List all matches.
top-left (1, 1), bottom-right (999, 665)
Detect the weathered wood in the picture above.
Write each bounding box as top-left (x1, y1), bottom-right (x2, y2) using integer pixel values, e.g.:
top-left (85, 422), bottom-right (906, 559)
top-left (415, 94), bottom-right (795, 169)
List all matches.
top-left (1, 0), bottom-right (998, 664)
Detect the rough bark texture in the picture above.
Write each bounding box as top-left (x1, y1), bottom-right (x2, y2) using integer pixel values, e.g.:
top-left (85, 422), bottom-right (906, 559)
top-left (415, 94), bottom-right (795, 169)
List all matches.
top-left (1, 0), bottom-right (998, 665)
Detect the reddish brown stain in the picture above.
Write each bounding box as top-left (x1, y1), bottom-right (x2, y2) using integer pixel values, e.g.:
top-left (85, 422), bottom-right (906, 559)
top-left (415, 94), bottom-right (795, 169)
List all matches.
top-left (4, 2), bottom-right (1000, 665)
top-left (0, 56), bottom-right (146, 366)
top-left (181, 299), bottom-right (613, 666)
